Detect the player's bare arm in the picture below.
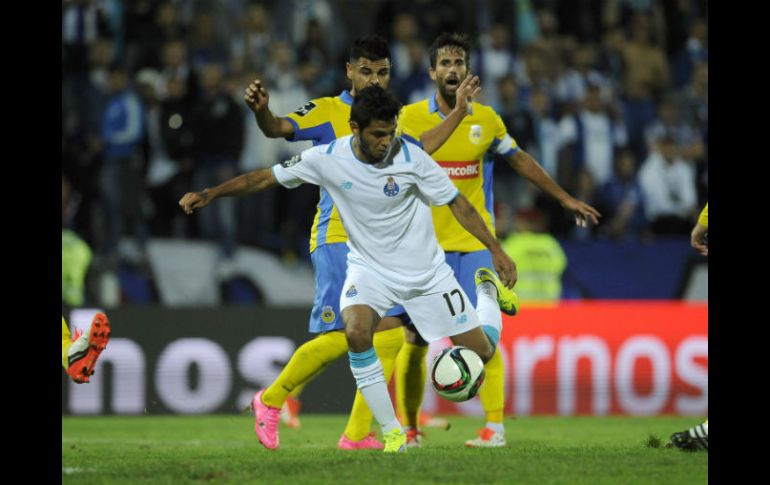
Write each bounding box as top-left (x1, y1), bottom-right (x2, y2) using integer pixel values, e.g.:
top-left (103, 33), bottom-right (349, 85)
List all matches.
top-left (448, 193), bottom-right (517, 288)
top-left (690, 223), bottom-right (708, 256)
top-left (419, 74), bottom-right (481, 154)
top-left (507, 149), bottom-right (601, 227)
top-left (244, 79), bottom-right (295, 139)
top-left (178, 168), bottom-right (278, 215)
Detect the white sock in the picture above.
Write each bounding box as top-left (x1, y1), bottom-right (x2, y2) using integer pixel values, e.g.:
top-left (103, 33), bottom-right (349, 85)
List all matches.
top-left (486, 422), bottom-right (504, 434)
top-left (349, 351), bottom-right (400, 431)
top-left (476, 283), bottom-right (502, 343)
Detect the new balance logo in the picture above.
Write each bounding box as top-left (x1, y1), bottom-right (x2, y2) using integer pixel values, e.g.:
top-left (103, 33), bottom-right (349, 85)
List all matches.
top-left (437, 161), bottom-right (480, 179)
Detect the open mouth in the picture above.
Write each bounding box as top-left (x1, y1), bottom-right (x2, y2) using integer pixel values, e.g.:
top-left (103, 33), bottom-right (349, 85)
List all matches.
top-left (445, 78), bottom-right (460, 88)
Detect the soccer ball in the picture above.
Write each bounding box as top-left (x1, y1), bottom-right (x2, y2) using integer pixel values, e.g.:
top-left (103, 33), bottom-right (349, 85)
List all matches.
top-left (430, 346), bottom-right (486, 402)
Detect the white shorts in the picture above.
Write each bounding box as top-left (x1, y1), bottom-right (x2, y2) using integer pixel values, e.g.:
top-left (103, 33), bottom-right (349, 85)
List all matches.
top-left (339, 263), bottom-right (481, 342)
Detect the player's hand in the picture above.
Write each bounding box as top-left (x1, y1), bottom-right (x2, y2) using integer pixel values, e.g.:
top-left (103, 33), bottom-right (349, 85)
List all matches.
top-left (562, 197), bottom-right (601, 227)
top-left (491, 246), bottom-right (517, 288)
top-left (455, 74), bottom-right (481, 115)
top-left (178, 189), bottom-right (213, 215)
top-left (244, 79), bottom-right (270, 113)
top-left (690, 223), bottom-right (708, 256)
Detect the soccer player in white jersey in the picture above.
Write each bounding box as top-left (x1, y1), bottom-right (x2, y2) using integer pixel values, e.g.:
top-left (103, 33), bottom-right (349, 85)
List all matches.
top-left (179, 86), bottom-right (518, 453)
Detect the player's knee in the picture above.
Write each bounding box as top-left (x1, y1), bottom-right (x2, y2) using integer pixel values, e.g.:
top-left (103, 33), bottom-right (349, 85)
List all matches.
top-left (345, 324), bottom-right (373, 352)
top-left (476, 342), bottom-right (495, 363)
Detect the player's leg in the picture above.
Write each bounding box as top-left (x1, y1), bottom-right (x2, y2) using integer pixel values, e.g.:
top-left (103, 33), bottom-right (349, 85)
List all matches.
top-left (459, 252), bottom-right (510, 448)
top-left (65, 313), bottom-right (111, 384)
top-left (670, 420), bottom-right (708, 451)
top-left (253, 243), bottom-right (350, 449)
top-left (280, 384), bottom-right (306, 429)
top-left (339, 317), bottom-right (404, 449)
top-left (62, 316), bottom-right (72, 370)
top-left (341, 271), bottom-right (406, 453)
top-left (395, 323), bottom-right (428, 447)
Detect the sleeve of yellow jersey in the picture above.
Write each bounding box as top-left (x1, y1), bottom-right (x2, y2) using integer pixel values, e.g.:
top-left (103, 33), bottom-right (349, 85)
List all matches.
top-left (396, 105), bottom-right (425, 148)
top-left (283, 97), bottom-right (331, 143)
top-left (490, 111), bottom-right (518, 157)
top-left (698, 203), bottom-right (708, 228)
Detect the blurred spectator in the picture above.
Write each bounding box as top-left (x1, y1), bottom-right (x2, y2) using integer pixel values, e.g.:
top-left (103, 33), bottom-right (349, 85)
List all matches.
top-left (130, 1), bottom-right (187, 71)
top-left (557, 83), bottom-right (628, 191)
top-left (98, 62), bottom-right (149, 265)
top-left (474, 23), bottom-right (522, 107)
top-left (389, 13), bottom-right (420, 83)
top-left (187, 12), bottom-right (230, 70)
top-left (555, 43), bottom-right (611, 110)
top-left (596, 148), bottom-right (648, 241)
top-left (191, 63), bottom-right (244, 267)
top-left (137, 70), bottom-right (193, 239)
top-left (297, 18), bottom-right (337, 95)
top-left (394, 38), bottom-right (433, 103)
top-left (63, 176), bottom-right (94, 311)
top-left (500, 208), bottom-right (567, 303)
top-left (157, 40), bottom-right (198, 101)
top-left (638, 135), bottom-right (697, 235)
top-left (618, 14), bottom-right (670, 162)
top-left (62, 0), bottom-right (108, 74)
top-left (229, 2), bottom-right (272, 76)
top-left (644, 95), bottom-right (704, 163)
top-left (671, 17), bottom-right (708, 89)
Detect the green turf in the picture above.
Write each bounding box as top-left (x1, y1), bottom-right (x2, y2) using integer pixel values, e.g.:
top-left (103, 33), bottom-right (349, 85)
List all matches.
top-left (62, 415), bottom-right (707, 484)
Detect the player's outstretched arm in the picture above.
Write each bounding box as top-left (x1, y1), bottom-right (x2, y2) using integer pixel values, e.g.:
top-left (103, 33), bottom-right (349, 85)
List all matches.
top-left (448, 193), bottom-right (517, 287)
top-left (507, 149), bottom-right (601, 227)
top-left (178, 168), bottom-right (278, 215)
top-left (419, 74), bottom-right (481, 154)
top-left (244, 79), bottom-right (296, 139)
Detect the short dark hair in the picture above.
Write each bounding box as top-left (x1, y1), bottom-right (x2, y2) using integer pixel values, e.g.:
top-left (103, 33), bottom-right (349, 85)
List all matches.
top-left (350, 35), bottom-right (391, 63)
top-left (429, 32), bottom-right (472, 68)
top-left (350, 86), bottom-right (402, 130)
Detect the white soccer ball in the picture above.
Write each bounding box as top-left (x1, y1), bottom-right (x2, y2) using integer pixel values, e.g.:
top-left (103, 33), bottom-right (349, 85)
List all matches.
top-left (430, 346), bottom-right (486, 402)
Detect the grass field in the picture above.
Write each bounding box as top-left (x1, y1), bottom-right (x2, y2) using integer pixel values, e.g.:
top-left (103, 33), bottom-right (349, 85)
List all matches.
top-left (62, 415), bottom-right (707, 484)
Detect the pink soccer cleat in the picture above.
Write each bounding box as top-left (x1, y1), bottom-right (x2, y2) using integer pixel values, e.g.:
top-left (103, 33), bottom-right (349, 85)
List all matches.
top-left (337, 432), bottom-right (384, 450)
top-left (252, 390), bottom-right (280, 450)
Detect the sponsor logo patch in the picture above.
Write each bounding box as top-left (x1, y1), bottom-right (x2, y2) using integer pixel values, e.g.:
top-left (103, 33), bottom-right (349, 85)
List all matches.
top-left (345, 285), bottom-right (358, 298)
top-left (293, 101), bottom-right (317, 117)
top-left (281, 155), bottom-right (302, 168)
top-left (340, 181), bottom-right (353, 190)
top-left (436, 161), bottom-right (480, 179)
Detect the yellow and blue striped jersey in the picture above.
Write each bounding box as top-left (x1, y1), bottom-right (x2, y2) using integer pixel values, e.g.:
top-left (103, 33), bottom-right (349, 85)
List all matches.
top-left (397, 94), bottom-right (518, 252)
top-left (283, 91), bottom-right (354, 252)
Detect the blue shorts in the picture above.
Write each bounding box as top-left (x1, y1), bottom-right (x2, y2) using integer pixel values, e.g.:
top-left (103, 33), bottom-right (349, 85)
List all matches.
top-left (394, 250), bottom-right (493, 332)
top-left (444, 250), bottom-right (494, 308)
top-left (309, 243), bottom-right (406, 333)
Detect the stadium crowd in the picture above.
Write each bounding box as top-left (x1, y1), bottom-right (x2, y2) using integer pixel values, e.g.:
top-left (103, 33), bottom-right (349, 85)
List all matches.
top-left (62, 0), bottom-right (707, 304)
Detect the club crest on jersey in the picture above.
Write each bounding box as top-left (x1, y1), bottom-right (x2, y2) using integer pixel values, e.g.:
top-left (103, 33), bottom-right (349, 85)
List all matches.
top-left (321, 305), bottom-right (336, 323)
top-left (281, 154), bottom-right (302, 168)
top-left (293, 101), bottom-right (317, 117)
top-left (469, 124), bottom-right (483, 145)
top-left (346, 285), bottom-right (358, 298)
top-left (383, 177), bottom-right (400, 197)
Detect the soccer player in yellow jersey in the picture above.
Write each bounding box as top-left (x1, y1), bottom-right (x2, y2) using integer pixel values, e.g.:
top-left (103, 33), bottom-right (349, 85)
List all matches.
top-left (242, 35), bottom-right (480, 450)
top-left (62, 313), bottom-right (110, 383)
top-left (396, 33), bottom-right (601, 447)
top-left (670, 202), bottom-right (707, 451)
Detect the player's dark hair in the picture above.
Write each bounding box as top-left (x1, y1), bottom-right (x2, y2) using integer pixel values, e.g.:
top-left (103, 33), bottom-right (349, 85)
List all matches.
top-left (350, 35), bottom-right (391, 63)
top-left (429, 32), bottom-right (472, 68)
top-left (350, 86), bottom-right (402, 130)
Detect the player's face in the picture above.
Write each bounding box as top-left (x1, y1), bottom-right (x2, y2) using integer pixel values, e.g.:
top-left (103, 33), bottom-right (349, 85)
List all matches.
top-left (430, 47), bottom-right (468, 99)
top-left (353, 118), bottom-right (398, 163)
top-left (347, 57), bottom-right (392, 94)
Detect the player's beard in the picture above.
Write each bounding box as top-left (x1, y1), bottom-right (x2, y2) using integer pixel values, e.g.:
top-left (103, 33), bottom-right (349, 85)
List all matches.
top-left (438, 77), bottom-right (459, 109)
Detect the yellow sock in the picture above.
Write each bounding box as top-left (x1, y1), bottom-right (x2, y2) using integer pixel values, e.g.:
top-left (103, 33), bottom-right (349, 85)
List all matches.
top-left (62, 316), bottom-right (72, 369)
top-left (479, 347), bottom-right (505, 424)
top-left (288, 382), bottom-right (307, 398)
top-left (343, 326), bottom-right (405, 441)
top-left (262, 331), bottom-right (348, 408)
top-left (395, 342), bottom-right (428, 429)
